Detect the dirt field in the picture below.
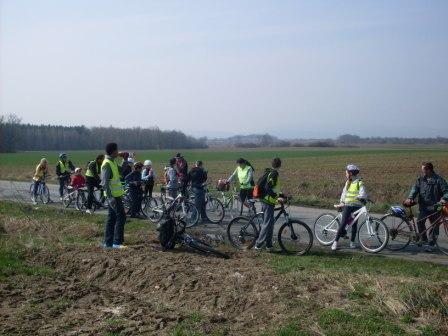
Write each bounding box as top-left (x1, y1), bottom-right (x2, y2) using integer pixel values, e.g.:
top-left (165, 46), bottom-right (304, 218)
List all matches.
top-left (1, 201), bottom-right (447, 335)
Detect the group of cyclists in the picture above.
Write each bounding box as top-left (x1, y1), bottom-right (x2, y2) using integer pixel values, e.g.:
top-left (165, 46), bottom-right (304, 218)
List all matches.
top-left (31, 144), bottom-right (448, 253)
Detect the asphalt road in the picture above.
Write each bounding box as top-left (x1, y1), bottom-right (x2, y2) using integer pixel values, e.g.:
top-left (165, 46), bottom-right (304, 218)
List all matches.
top-left (1, 180), bottom-right (447, 265)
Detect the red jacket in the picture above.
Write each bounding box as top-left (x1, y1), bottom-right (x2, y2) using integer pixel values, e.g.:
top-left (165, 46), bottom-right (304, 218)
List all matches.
top-left (71, 175), bottom-right (86, 189)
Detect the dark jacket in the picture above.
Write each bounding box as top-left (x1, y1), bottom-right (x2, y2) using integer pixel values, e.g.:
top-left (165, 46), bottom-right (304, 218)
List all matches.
top-left (189, 167), bottom-right (207, 189)
top-left (120, 161), bottom-right (132, 181)
top-left (125, 171), bottom-right (142, 194)
top-left (408, 172), bottom-right (448, 210)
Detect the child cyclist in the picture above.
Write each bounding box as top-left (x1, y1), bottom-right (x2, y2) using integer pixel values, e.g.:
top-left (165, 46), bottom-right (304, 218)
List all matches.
top-left (331, 164), bottom-right (367, 251)
top-left (71, 167), bottom-right (86, 190)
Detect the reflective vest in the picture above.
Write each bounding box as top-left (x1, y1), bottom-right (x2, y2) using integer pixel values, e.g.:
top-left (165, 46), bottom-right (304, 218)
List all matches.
top-left (344, 180), bottom-right (363, 206)
top-left (237, 166), bottom-right (253, 190)
top-left (101, 158), bottom-right (125, 197)
top-left (263, 171), bottom-right (280, 206)
top-left (58, 161), bottom-right (69, 174)
top-left (85, 161), bottom-right (99, 178)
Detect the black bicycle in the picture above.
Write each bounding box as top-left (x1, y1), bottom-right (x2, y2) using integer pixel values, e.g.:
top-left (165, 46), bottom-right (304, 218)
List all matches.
top-left (227, 199), bottom-right (313, 255)
top-left (159, 195), bottom-right (229, 259)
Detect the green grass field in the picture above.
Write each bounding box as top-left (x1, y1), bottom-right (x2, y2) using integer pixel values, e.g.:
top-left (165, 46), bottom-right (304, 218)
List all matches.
top-left (1, 147), bottom-right (448, 211)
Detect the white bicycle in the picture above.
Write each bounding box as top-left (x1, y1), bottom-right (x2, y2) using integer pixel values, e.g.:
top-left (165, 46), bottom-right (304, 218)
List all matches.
top-left (314, 199), bottom-right (389, 253)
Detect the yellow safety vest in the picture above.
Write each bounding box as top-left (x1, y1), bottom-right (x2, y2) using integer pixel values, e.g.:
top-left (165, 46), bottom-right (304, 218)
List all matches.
top-left (237, 166), bottom-right (252, 190)
top-left (263, 171), bottom-right (281, 206)
top-left (101, 158), bottom-right (125, 197)
top-left (58, 160), bottom-right (69, 174)
top-left (85, 161), bottom-right (99, 178)
top-left (344, 180), bottom-right (363, 206)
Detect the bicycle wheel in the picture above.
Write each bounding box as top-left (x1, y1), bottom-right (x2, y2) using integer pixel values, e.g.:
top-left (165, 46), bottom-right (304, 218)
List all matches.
top-left (62, 193), bottom-right (73, 208)
top-left (314, 213), bottom-right (340, 246)
top-left (358, 218), bottom-right (389, 253)
top-left (205, 197), bottom-right (225, 224)
top-left (183, 234), bottom-right (229, 259)
top-left (380, 214), bottom-right (412, 251)
top-left (40, 184), bottom-right (50, 204)
top-left (142, 197), bottom-right (158, 216)
top-left (177, 202), bottom-right (199, 228)
top-left (278, 220), bottom-right (313, 255)
top-left (76, 190), bottom-right (87, 211)
top-left (226, 216), bottom-right (259, 249)
top-left (435, 219), bottom-right (448, 256)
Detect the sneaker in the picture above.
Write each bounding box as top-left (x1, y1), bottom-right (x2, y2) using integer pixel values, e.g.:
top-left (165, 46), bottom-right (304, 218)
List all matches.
top-left (424, 244), bottom-right (434, 253)
top-left (101, 243), bottom-right (112, 249)
top-left (254, 245), bottom-right (263, 251)
top-left (331, 241), bottom-right (339, 251)
top-left (112, 244), bottom-right (128, 250)
top-left (31, 197), bottom-right (37, 205)
top-left (265, 246), bottom-right (274, 252)
top-left (349, 242), bottom-right (357, 249)
top-left (85, 209), bottom-right (92, 214)
top-left (59, 197), bottom-right (63, 201)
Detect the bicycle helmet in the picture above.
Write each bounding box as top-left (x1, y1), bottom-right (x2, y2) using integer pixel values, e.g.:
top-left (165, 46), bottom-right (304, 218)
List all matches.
top-left (59, 153), bottom-right (67, 159)
top-left (144, 160), bottom-right (152, 166)
top-left (346, 164), bottom-right (360, 175)
top-left (390, 206), bottom-right (406, 218)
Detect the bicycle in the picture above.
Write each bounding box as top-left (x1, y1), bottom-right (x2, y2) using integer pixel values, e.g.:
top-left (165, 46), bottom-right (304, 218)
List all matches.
top-left (189, 184), bottom-right (225, 224)
top-left (381, 201), bottom-right (448, 254)
top-left (29, 179), bottom-right (51, 204)
top-left (227, 199), bottom-right (313, 255)
top-left (314, 199), bottom-right (389, 253)
top-left (158, 194), bottom-right (229, 259)
top-left (76, 186), bottom-right (107, 213)
top-left (147, 187), bottom-right (199, 227)
top-left (61, 186), bottom-right (80, 209)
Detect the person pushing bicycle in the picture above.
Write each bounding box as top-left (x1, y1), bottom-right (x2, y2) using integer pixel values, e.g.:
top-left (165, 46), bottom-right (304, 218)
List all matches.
top-left (404, 161), bottom-right (448, 252)
top-left (32, 158), bottom-right (49, 205)
top-left (254, 157), bottom-right (285, 251)
top-left (227, 158), bottom-right (255, 215)
top-left (331, 164), bottom-right (367, 251)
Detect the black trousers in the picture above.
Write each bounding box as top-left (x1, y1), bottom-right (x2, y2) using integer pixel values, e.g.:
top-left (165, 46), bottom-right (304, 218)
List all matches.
top-left (335, 205), bottom-right (361, 242)
top-left (86, 177), bottom-right (101, 209)
top-left (417, 209), bottom-right (439, 244)
top-left (239, 188), bottom-right (254, 215)
top-left (143, 181), bottom-right (154, 198)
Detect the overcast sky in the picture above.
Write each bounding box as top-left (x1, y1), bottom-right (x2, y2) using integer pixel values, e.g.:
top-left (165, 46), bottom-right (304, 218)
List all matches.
top-left (1, 0), bottom-right (447, 138)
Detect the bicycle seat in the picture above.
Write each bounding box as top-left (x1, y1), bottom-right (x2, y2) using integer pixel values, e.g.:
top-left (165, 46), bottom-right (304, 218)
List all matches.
top-left (247, 199), bottom-right (257, 204)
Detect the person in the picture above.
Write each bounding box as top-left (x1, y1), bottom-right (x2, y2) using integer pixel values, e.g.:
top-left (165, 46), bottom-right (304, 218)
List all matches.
top-left (125, 161), bottom-right (145, 219)
top-left (120, 156), bottom-right (133, 181)
top-left (175, 153), bottom-right (189, 196)
top-left (101, 142), bottom-right (127, 249)
top-left (188, 160), bottom-right (208, 223)
top-left (254, 157), bottom-right (284, 251)
top-left (85, 154), bottom-right (105, 214)
top-left (71, 167), bottom-right (86, 190)
top-left (55, 153), bottom-right (75, 200)
top-left (227, 158), bottom-right (255, 215)
top-left (404, 162), bottom-right (448, 252)
top-left (32, 158), bottom-right (49, 205)
top-left (141, 160), bottom-right (156, 198)
top-left (165, 158), bottom-right (178, 198)
top-left (331, 164), bottom-right (367, 251)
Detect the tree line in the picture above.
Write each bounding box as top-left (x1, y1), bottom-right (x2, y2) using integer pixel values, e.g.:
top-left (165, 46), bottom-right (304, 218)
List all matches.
top-left (0, 114), bottom-right (207, 153)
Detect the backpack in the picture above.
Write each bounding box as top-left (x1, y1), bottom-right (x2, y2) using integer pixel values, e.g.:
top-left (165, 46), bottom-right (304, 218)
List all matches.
top-left (159, 218), bottom-right (176, 251)
top-left (253, 169), bottom-right (272, 198)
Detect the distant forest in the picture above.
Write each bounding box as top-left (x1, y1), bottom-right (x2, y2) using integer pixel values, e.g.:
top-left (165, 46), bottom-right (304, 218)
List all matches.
top-left (1, 114), bottom-right (447, 153)
top-left (0, 115), bottom-right (207, 153)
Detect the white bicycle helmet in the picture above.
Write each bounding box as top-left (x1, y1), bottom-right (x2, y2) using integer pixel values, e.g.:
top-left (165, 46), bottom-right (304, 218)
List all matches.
top-left (346, 164), bottom-right (360, 174)
top-left (144, 160), bottom-right (152, 166)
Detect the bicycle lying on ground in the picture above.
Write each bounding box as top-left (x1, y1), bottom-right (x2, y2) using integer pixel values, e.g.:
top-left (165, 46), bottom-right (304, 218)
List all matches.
top-left (227, 199), bottom-right (313, 255)
top-left (159, 194), bottom-right (229, 259)
top-left (314, 199), bottom-right (389, 253)
top-left (145, 187), bottom-right (199, 227)
top-left (29, 179), bottom-right (51, 204)
top-left (381, 201), bottom-right (448, 254)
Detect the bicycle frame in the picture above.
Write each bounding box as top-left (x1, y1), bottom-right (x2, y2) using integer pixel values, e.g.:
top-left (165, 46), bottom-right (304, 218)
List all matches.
top-left (402, 207), bottom-right (447, 243)
top-left (322, 206), bottom-right (370, 235)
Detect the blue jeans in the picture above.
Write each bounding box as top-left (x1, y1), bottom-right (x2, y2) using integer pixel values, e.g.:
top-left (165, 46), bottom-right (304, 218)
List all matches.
top-left (32, 180), bottom-right (41, 197)
top-left (192, 187), bottom-right (206, 219)
top-left (104, 197), bottom-right (126, 246)
top-left (256, 203), bottom-right (275, 248)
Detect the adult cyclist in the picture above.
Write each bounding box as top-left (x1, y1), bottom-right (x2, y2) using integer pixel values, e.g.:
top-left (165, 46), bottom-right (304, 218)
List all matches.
top-left (227, 158), bottom-right (255, 215)
top-left (55, 153), bottom-right (75, 200)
